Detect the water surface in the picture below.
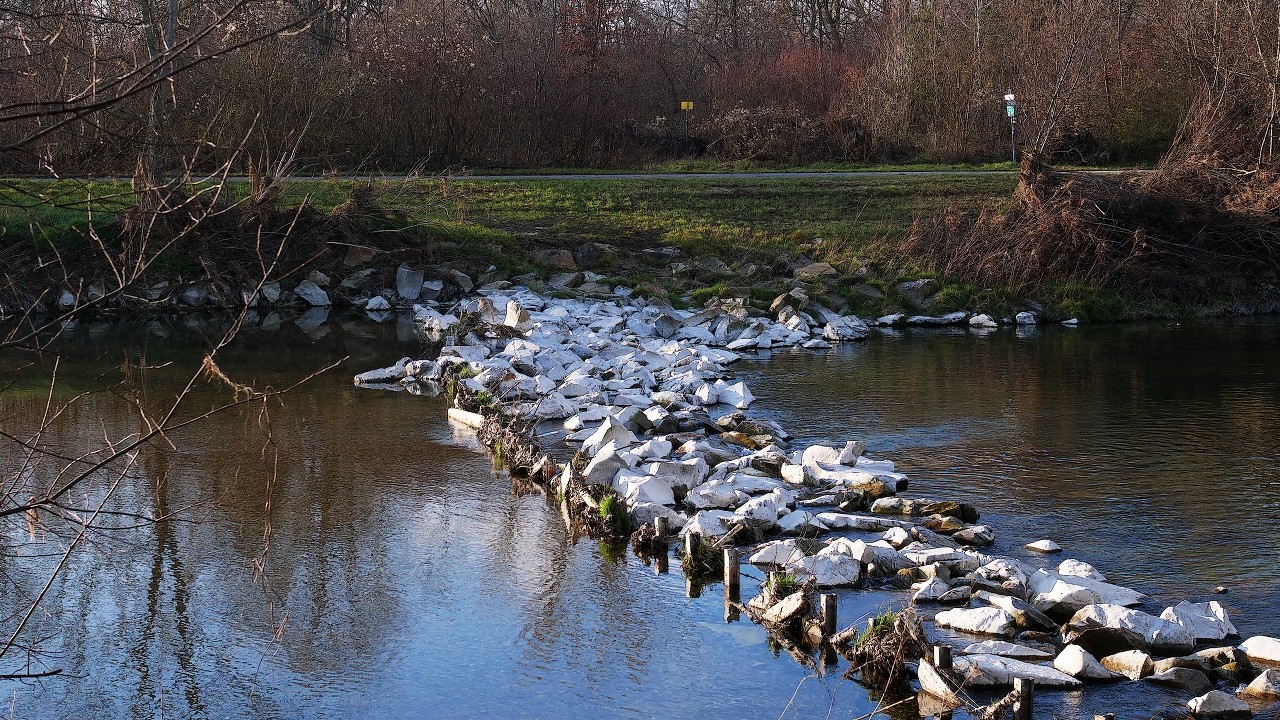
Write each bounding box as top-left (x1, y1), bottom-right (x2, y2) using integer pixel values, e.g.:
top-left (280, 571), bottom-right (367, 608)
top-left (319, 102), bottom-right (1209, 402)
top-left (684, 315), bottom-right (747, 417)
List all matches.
top-left (2, 315), bottom-right (1278, 719)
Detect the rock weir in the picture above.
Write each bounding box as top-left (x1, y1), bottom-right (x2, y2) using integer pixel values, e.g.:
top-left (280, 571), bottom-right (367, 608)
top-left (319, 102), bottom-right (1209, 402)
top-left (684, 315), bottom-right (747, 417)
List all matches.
top-left (353, 282), bottom-right (1278, 718)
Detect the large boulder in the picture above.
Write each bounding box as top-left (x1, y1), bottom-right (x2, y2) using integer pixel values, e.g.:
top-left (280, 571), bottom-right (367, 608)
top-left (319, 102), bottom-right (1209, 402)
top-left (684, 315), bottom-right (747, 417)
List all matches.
top-left (762, 591), bottom-right (809, 625)
top-left (1240, 636), bottom-right (1280, 664)
top-left (396, 265), bottom-right (425, 300)
top-left (1243, 668), bottom-right (1280, 699)
top-left (934, 607), bottom-right (1017, 638)
top-left (788, 554), bottom-right (862, 587)
top-left (1146, 667), bottom-right (1213, 696)
top-left (294, 280), bottom-right (331, 306)
top-left (1027, 568), bottom-right (1146, 618)
top-left (1066, 626), bottom-right (1147, 658)
top-left (976, 591), bottom-right (1059, 632)
top-left (1159, 601), bottom-right (1237, 643)
top-left (1100, 649), bottom-right (1154, 680)
top-left (1053, 644), bottom-right (1121, 681)
top-left (1067, 604), bottom-right (1196, 655)
top-left (960, 641), bottom-right (1053, 661)
top-left (950, 654), bottom-right (1082, 689)
top-left (895, 278), bottom-right (937, 308)
top-left (1187, 690), bottom-right (1252, 719)
top-left (749, 539), bottom-right (808, 567)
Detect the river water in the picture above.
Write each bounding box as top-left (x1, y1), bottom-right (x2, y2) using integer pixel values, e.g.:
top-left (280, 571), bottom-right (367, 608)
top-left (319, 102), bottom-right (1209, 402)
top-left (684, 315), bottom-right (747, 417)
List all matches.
top-left (1, 314), bottom-right (1278, 719)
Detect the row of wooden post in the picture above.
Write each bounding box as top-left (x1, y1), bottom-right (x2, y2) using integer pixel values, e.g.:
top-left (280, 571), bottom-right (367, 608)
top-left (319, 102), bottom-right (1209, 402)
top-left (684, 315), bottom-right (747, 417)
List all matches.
top-left (660, 521), bottom-right (1037, 718)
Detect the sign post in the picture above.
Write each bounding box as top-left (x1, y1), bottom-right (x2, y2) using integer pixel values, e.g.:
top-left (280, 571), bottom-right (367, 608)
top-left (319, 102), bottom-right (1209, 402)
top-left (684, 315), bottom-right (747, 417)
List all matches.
top-left (680, 100), bottom-right (694, 142)
top-left (1004, 91), bottom-right (1017, 164)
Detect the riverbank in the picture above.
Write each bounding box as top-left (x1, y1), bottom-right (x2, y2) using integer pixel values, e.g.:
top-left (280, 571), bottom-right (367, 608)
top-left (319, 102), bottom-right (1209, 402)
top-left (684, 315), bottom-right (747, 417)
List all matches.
top-left (351, 281), bottom-right (1280, 718)
top-left (4, 172), bottom-right (1276, 329)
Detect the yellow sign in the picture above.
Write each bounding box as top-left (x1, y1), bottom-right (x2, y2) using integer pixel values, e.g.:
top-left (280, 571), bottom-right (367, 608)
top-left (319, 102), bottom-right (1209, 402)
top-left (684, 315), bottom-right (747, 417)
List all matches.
top-left (680, 101), bottom-right (694, 111)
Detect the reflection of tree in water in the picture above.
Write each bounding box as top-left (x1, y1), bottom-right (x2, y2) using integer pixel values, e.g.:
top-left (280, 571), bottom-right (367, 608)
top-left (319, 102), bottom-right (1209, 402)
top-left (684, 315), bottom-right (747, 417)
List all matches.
top-left (129, 440), bottom-right (204, 720)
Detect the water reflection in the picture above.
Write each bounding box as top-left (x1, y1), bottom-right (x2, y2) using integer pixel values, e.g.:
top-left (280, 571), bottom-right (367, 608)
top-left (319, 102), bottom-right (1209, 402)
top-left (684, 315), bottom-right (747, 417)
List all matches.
top-left (2, 314), bottom-right (866, 720)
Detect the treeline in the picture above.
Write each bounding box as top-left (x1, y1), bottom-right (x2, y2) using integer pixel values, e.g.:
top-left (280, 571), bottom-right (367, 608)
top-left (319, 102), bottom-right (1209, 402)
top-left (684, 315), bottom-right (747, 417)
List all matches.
top-left (1, 0), bottom-right (1276, 173)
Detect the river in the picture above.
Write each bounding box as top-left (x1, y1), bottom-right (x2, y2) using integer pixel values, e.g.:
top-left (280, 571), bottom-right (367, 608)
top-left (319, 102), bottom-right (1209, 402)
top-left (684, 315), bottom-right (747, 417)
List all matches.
top-left (1, 314), bottom-right (1277, 719)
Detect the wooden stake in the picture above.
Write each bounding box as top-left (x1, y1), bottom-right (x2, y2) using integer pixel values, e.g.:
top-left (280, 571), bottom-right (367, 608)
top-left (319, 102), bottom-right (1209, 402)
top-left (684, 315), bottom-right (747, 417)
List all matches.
top-left (685, 532), bottom-right (700, 559)
top-left (723, 548), bottom-right (740, 602)
top-left (820, 594), bottom-right (837, 636)
top-left (654, 516), bottom-right (668, 538)
top-left (933, 644), bottom-right (952, 671)
top-left (1013, 677), bottom-right (1034, 720)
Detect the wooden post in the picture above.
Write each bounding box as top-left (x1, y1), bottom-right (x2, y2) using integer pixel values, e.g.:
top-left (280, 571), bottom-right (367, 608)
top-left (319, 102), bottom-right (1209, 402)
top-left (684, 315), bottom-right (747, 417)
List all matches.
top-left (654, 516), bottom-right (668, 538)
top-left (1013, 677), bottom-right (1034, 720)
top-left (685, 532), bottom-right (700, 560)
top-left (933, 644), bottom-right (952, 671)
top-left (820, 594), bottom-right (837, 636)
top-left (723, 548), bottom-right (740, 602)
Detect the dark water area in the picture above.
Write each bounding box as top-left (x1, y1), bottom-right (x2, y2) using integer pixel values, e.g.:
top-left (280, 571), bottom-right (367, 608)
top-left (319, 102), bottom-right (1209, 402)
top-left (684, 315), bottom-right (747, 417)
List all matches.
top-left (1, 314), bottom-right (1278, 720)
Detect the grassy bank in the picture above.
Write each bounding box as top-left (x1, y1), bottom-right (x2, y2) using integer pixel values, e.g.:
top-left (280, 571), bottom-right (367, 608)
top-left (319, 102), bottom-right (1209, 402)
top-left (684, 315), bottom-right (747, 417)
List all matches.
top-left (0, 173), bottom-right (1220, 321)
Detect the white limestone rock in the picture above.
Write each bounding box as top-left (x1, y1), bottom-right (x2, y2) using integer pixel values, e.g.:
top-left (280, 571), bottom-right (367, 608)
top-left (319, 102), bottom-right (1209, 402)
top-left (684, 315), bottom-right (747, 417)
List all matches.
top-left (1186, 690), bottom-right (1252, 718)
top-left (581, 417), bottom-right (638, 457)
top-left (881, 526), bottom-right (911, 549)
top-left (1015, 311), bottom-right (1037, 325)
top-left (354, 357), bottom-right (410, 384)
top-left (718, 381), bottom-right (755, 409)
top-left (969, 313), bottom-right (998, 328)
top-left (1242, 668), bottom-right (1280, 700)
top-left (934, 607), bottom-right (1017, 637)
top-left (1100, 650), bottom-right (1153, 680)
top-left (777, 509), bottom-right (826, 536)
top-left (1057, 559), bottom-right (1106, 581)
top-left (681, 510), bottom-right (736, 538)
top-left (1053, 644), bottom-right (1120, 681)
top-left (734, 491), bottom-right (783, 526)
top-left (911, 577), bottom-right (952, 603)
top-left (1027, 568), bottom-right (1146, 615)
top-left (1240, 635), bottom-right (1280, 664)
top-left (750, 539), bottom-right (808, 567)
top-left (581, 442), bottom-right (634, 485)
top-left (960, 641), bottom-right (1053, 661)
top-left (1160, 601), bottom-right (1238, 642)
top-left (837, 440), bottom-right (866, 465)
top-left (788, 553), bottom-right (862, 587)
top-left (396, 265), bottom-right (425, 300)
top-left (951, 654), bottom-right (1082, 689)
top-left (365, 295), bottom-right (391, 311)
top-left (686, 480), bottom-right (745, 510)
top-left (1069, 604), bottom-right (1195, 654)
top-left (633, 438), bottom-right (674, 460)
top-left (1025, 539), bottom-right (1062, 553)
